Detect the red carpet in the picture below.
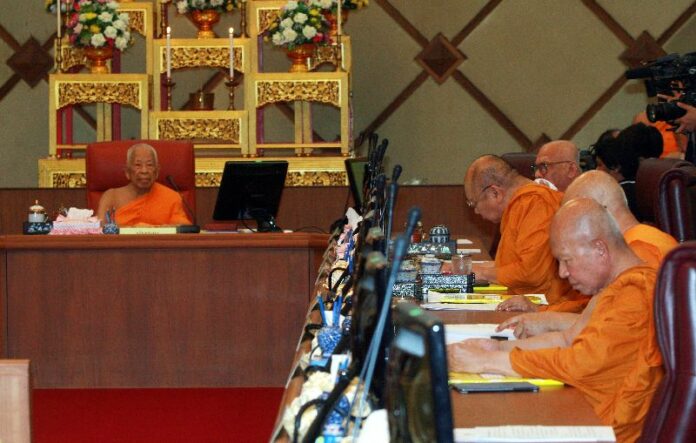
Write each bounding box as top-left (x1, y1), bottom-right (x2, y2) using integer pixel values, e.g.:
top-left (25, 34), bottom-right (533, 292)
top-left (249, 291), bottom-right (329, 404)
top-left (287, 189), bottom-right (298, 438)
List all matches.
top-left (33, 388), bottom-right (284, 443)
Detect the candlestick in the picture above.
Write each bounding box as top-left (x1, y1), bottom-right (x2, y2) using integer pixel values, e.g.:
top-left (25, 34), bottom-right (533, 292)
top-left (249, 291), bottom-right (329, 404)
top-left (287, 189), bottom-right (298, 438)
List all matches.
top-left (224, 75), bottom-right (239, 110)
top-left (166, 26), bottom-right (172, 79)
top-left (229, 27), bottom-right (234, 79)
top-left (241, 0), bottom-right (249, 38)
top-left (57, 0), bottom-right (61, 39)
top-left (163, 76), bottom-right (175, 111)
top-left (336, 0), bottom-right (342, 39)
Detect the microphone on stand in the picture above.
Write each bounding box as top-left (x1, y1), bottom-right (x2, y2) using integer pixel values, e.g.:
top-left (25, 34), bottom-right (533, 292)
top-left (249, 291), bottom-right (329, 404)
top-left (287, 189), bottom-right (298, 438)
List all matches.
top-left (166, 175), bottom-right (200, 233)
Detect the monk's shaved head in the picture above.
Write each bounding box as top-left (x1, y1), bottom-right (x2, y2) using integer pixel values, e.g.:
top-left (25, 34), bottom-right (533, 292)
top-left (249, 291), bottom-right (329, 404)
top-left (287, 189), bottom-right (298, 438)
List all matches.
top-left (552, 198), bottom-right (623, 247)
top-left (535, 140), bottom-right (580, 191)
top-left (563, 170), bottom-right (629, 213)
top-left (127, 143), bottom-right (159, 167)
top-left (551, 198), bottom-right (627, 294)
top-left (465, 154), bottom-right (518, 192)
top-left (538, 140), bottom-right (579, 163)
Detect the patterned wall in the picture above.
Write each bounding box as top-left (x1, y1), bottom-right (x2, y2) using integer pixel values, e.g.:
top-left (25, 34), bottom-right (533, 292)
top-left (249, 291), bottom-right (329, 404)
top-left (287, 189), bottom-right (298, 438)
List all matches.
top-left (0, 1), bottom-right (694, 186)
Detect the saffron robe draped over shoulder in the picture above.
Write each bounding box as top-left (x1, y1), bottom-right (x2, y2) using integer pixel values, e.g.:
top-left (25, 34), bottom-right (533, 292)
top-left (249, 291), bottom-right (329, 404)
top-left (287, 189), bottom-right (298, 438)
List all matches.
top-left (115, 182), bottom-right (191, 226)
top-left (510, 265), bottom-right (663, 443)
top-left (495, 184), bottom-right (581, 304)
top-left (623, 224), bottom-right (677, 269)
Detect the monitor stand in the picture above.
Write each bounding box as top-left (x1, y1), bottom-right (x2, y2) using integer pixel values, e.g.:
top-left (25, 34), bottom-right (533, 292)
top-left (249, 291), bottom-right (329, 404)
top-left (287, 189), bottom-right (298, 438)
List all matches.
top-left (250, 209), bottom-right (282, 232)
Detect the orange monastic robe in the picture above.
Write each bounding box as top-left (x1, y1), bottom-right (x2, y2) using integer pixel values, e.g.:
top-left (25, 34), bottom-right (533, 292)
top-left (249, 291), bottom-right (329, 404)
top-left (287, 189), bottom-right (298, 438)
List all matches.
top-left (496, 184), bottom-right (582, 304)
top-left (115, 182), bottom-right (191, 226)
top-left (510, 265), bottom-right (663, 443)
top-left (624, 224), bottom-right (677, 269)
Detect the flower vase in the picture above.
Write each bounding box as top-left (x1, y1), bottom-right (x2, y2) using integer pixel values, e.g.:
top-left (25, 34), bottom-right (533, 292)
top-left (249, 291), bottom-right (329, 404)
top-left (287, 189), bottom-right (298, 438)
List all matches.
top-left (84, 46), bottom-right (114, 74)
top-left (190, 9), bottom-right (220, 39)
top-left (322, 9), bottom-right (348, 43)
top-left (286, 44), bottom-right (315, 73)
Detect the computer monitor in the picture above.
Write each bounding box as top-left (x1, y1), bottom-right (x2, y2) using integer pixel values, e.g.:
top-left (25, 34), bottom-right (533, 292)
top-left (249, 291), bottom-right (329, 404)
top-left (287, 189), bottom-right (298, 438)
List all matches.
top-left (386, 303), bottom-right (454, 443)
top-left (212, 161), bottom-right (288, 232)
top-left (345, 157), bottom-right (368, 211)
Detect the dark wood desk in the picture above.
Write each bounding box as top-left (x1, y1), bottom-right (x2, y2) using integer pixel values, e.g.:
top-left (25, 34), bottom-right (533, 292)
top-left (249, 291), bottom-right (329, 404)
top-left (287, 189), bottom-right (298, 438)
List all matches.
top-left (0, 233), bottom-right (328, 388)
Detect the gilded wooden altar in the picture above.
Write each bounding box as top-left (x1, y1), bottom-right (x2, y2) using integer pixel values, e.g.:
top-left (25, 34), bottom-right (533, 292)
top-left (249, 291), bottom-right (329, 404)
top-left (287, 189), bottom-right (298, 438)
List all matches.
top-left (42, 0), bottom-right (354, 187)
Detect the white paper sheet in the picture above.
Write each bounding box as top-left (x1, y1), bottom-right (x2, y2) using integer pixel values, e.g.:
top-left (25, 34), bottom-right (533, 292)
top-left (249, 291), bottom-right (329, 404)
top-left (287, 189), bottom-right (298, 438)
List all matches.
top-left (445, 324), bottom-right (516, 344)
top-left (454, 426), bottom-right (616, 442)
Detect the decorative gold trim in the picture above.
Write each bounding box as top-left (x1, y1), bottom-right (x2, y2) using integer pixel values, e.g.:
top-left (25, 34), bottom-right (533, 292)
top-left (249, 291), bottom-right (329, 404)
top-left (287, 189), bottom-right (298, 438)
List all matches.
top-left (157, 118), bottom-right (241, 143)
top-left (256, 80), bottom-right (340, 107)
top-left (258, 8), bottom-right (280, 34)
top-left (60, 46), bottom-right (86, 71)
top-left (167, 46), bottom-right (243, 71)
top-left (39, 157), bottom-right (349, 188)
top-left (57, 81), bottom-right (142, 109)
top-left (121, 9), bottom-right (146, 36)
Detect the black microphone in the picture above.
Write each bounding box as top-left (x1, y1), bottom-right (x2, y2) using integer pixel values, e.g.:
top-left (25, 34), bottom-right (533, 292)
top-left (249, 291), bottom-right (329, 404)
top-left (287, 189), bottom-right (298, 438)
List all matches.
top-left (391, 164), bottom-right (402, 184)
top-left (166, 175), bottom-right (200, 233)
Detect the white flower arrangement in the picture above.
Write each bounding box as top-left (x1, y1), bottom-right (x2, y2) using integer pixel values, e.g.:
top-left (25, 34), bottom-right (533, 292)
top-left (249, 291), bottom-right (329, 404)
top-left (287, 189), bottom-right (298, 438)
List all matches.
top-left (62, 0), bottom-right (131, 50)
top-left (174, 0), bottom-right (238, 14)
top-left (266, 0), bottom-right (330, 49)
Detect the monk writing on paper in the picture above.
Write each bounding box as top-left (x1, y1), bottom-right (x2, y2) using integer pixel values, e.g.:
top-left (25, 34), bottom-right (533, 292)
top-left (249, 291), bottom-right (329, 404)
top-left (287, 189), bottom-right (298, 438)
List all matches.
top-left (448, 198), bottom-right (663, 443)
top-left (497, 169), bottom-right (677, 336)
top-left (97, 143), bottom-right (191, 226)
top-left (464, 154), bottom-right (581, 306)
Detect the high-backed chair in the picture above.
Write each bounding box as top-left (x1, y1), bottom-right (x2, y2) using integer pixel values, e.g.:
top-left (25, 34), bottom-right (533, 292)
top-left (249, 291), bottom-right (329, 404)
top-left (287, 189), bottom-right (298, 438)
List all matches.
top-left (657, 164), bottom-right (696, 242)
top-left (639, 242), bottom-right (696, 442)
top-left (501, 152), bottom-right (537, 180)
top-left (634, 158), bottom-right (690, 223)
top-left (85, 140), bottom-right (196, 214)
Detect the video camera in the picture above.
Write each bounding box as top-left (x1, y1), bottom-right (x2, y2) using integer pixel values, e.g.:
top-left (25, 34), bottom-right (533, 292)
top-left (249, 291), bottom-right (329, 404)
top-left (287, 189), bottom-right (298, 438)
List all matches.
top-left (625, 52), bottom-right (696, 123)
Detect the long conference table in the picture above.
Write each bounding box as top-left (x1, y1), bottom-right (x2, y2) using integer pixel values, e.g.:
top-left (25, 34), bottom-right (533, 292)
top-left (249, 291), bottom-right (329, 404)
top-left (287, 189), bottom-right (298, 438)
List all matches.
top-left (271, 243), bottom-right (606, 442)
top-left (0, 233), bottom-right (328, 388)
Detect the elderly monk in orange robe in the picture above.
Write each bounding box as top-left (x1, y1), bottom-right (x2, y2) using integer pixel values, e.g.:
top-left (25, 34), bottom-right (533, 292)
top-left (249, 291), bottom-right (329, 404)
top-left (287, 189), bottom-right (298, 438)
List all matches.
top-left (533, 140), bottom-right (581, 192)
top-left (498, 170), bottom-right (677, 334)
top-left (464, 155), bottom-right (582, 305)
top-left (448, 198), bottom-right (663, 443)
top-left (96, 143), bottom-right (191, 226)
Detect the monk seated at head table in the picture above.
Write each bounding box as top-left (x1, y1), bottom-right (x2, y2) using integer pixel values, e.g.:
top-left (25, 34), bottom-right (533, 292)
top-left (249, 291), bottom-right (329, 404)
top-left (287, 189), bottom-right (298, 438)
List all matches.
top-left (447, 198), bottom-right (663, 443)
top-left (495, 169), bottom-right (676, 335)
top-left (96, 143), bottom-right (192, 227)
top-left (464, 154), bottom-right (584, 309)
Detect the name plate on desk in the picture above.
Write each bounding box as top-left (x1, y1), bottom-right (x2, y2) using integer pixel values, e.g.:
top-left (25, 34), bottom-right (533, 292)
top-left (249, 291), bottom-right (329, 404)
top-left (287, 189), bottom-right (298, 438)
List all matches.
top-left (118, 225), bottom-right (201, 235)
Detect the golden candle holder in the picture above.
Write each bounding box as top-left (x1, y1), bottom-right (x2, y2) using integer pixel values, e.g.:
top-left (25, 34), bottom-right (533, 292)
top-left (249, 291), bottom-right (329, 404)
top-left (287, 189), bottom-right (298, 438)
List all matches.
top-left (335, 35), bottom-right (345, 73)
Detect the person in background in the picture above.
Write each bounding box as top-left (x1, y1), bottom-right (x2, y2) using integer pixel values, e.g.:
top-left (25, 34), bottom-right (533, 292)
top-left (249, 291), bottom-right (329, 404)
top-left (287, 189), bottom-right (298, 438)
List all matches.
top-left (96, 143), bottom-right (191, 226)
top-left (592, 137), bottom-right (640, 217)
top-left (532, 140), bottom-right (581, 192)
top-left (448, 198), bottom-right (663, 443)
top-left (633, 111), bottom-right (687, 159)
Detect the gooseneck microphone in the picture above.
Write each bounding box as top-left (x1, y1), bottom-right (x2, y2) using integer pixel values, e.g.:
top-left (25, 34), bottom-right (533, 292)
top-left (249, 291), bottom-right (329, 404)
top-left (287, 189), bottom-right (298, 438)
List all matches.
top-left (166, 175), bottom-right (200, 233)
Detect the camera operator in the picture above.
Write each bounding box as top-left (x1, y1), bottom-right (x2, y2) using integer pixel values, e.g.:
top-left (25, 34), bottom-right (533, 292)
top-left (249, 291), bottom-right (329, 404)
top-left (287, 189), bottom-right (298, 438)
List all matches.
top-left (675, 102), bottom-right (696, 133)
top-left (625, 52), bottom-right (696, 163)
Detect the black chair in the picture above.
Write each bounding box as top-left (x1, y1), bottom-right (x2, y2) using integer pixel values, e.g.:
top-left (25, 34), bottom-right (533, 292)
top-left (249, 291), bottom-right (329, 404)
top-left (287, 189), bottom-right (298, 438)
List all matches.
top-left (634, 158), bottom-right (690, 224)
top-left (657, 164), bottom-right (696, 242)
top-left (501, 152), bottom-right (537, 180)
top-left (639, 242), bottom-right (696, 442)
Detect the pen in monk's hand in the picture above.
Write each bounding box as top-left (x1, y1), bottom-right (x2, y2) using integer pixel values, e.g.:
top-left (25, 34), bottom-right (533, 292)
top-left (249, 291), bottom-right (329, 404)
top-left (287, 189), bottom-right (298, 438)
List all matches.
top-left (317, 295), bottom-right (327, 326)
